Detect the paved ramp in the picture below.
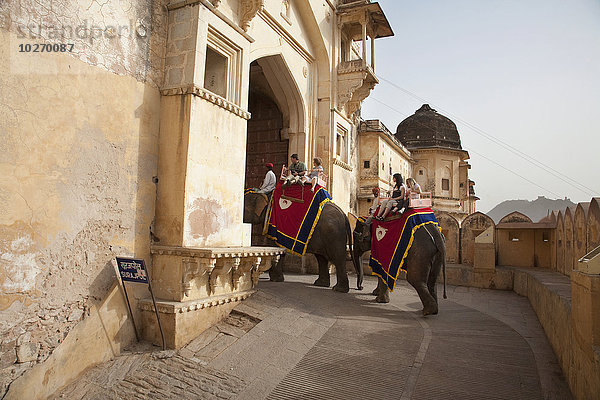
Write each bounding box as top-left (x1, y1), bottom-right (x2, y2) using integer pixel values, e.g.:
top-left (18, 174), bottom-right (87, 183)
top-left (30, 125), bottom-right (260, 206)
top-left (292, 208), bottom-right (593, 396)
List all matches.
top-left (54, 275), bottom-right (571, 400)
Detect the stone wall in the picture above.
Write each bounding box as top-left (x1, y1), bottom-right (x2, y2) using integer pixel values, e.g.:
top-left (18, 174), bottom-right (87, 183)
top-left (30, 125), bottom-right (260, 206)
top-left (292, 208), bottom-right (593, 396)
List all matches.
top-left (436, 212), bottom-right (459, 263)
top-left (0, 0), bottom-right (167, 397)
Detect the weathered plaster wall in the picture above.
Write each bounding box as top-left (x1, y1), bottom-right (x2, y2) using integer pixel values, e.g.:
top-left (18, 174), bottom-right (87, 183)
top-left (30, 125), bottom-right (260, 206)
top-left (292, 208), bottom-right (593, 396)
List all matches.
top-left (0, 0), bottom-right (166, 396)
top-left (184, 97), bottom-right (249, 246)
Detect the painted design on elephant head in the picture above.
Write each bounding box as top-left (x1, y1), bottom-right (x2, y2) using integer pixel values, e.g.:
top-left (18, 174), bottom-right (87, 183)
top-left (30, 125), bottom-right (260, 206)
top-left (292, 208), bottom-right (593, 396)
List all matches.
top-left (376, 226), bottom-right (388, 241)
top-left (279, 198), bottom-right (292, 210)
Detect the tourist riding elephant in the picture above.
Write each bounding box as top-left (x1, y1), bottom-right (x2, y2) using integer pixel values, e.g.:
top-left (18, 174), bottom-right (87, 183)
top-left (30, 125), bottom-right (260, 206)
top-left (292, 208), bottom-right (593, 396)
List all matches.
top-left (244, 191), bottom-right (363, 292)
top-left (352, 218), bottom-right (446, 315)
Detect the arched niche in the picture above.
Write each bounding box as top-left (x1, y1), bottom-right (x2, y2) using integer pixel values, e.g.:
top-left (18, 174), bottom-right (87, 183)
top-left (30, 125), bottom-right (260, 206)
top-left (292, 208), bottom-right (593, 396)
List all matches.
top-left (460, 211), bottom-right (495, 266)
top-left (436, 211), bottom-right (460, 263)
top-left (588, 198), bottom-right (600, 252)
top-left (564, 207), bottom-right (574, 274)
top-left (499, 211), bottom-right (532, 224)
top-left (574, 202), bottom-right (590, 267)
top-left (556, 211), bottom-right (565, 274)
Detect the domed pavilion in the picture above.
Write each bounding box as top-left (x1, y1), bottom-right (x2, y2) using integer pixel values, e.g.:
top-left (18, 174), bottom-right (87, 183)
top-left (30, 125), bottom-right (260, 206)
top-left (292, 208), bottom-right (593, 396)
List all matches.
top-left (395, 104), bottom-right (478, 219)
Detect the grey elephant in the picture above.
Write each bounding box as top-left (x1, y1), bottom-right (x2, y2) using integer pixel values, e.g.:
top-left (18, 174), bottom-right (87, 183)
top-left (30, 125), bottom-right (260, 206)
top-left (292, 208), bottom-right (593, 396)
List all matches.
top-left (244, 191), bottom-right (363, 292)
top-left (352, 218), bottom-right (446, 315)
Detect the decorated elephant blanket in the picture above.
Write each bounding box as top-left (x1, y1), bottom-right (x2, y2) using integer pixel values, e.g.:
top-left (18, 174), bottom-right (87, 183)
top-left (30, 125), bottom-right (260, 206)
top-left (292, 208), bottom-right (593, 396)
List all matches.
top-left (265, 183), bottom-right (331, 256)
top-left (370, 208), bottom-right (439, 292)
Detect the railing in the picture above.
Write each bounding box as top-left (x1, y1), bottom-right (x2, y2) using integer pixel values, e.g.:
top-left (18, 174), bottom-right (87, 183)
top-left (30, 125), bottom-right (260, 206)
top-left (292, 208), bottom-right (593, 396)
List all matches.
top-left (280, 165), bottom-right (327, 188)
top-left (409, 191), bottom-right (432, 208)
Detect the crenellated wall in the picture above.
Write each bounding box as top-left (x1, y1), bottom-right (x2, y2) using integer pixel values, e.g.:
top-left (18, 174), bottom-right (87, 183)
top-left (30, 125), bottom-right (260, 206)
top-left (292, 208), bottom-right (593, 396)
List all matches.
top-left (441, 199), bottom-right (600, 400)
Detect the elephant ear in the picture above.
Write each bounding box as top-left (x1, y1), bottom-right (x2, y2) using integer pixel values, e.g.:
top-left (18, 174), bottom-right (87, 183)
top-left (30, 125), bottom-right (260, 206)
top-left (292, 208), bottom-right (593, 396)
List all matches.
top-left (347, 212), bottom-right (358, 231)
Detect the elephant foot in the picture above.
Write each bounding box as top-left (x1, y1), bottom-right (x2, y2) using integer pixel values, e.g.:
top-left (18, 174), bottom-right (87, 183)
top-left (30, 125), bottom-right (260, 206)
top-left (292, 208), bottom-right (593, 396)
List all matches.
top-left (332, 282), bottom-right (349, 293)
top-left (370, 287), bottom-right (379, 296)
top-left (376, 293), bottom-right (390, 303)
top-left (313, 277), bottom-right (330, 287)
top-left (422, 304), bottom-right (439, 316)
top-left (268, 270), bottom-right (284, 282)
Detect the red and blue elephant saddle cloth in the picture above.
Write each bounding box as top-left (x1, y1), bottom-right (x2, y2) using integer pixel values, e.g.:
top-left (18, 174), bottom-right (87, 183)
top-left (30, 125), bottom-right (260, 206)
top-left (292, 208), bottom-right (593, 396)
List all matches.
top-left (265, 182), bottom-right (331, 256)
top-left (370, 208), bottom-right (440, 292)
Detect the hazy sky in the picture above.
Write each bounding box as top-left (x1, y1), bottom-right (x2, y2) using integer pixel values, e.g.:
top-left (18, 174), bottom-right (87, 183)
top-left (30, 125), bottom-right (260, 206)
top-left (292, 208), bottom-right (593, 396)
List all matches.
top-left (361, 0), bottom-right (600, 212)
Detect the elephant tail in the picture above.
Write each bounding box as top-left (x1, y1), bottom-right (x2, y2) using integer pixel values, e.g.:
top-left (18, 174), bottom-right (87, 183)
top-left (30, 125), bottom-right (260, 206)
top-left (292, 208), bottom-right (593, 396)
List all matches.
top-left (438, 230), bottom-right (447, 299)
top-left (429, 224), bottom-right (447, 299)
top-left (346, 215), bottom-right (363, 290)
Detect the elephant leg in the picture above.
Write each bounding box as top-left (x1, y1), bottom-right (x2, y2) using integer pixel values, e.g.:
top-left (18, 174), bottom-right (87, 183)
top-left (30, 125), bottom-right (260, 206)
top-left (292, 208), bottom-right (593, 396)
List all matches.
top-left (331, 253), bottom-right (349, 293)
top-left (427, 253), bottom-right (443, 307)
top-left (406, 267), bottom-right (438, 316)
top-left (375, 277), bottom-right (390, 303)
top-left (313, 254), bottom-right (330, 287)
top-left (372, 276), bottom-right (382, 295)
top-left (268, 254), bottom-right (285, 282)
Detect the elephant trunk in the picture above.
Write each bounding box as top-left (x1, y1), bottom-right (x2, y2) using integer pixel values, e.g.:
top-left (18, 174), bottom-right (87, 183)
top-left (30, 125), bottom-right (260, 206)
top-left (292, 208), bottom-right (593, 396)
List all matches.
top-left (346, 217), bottom-right (363, 290)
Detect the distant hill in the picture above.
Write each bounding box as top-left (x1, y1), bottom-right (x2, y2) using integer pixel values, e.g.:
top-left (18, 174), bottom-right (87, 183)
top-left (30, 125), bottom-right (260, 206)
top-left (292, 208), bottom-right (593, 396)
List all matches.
top-left (486, 196), bottom-right (577, 223)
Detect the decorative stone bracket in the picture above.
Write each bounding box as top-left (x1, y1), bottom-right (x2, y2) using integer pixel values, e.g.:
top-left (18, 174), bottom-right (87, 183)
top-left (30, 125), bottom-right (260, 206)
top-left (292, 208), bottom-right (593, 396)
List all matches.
top-left (182, 257), bottom-right (215, 298)
top-left (233, 256), bottom-right (261, 291)
top-left (240, 0), bottom-right (265, 32)
top-left (337, 60), bottom-right (378, 117)
top-left (210, 257), bottom-right (239, 295)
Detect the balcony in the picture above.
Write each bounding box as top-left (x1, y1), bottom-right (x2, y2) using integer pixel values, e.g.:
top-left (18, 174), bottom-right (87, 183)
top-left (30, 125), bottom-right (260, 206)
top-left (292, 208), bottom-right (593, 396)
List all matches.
top-left (336, 1), bottom-right (393, 117)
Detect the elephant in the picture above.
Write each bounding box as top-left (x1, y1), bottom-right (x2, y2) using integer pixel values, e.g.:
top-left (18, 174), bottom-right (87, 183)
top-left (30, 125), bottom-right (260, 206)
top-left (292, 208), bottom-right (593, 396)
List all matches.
top-left (243, 191), bottom-right (363, 292)
top-left (352, 218), bottom-right (446, 315)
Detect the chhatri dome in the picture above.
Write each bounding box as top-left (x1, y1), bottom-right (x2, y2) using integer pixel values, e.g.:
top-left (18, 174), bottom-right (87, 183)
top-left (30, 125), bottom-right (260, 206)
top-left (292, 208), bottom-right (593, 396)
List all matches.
top-left (395, 104), bottom-right (462, 150)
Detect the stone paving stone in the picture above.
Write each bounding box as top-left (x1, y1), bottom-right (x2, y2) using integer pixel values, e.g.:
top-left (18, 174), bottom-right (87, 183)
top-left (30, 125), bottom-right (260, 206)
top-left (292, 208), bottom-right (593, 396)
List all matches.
top-left (185, 327), bottom-right (220, 353)
top-left (216, 322), bottom-right (248, 338)
top-left (194, 333), bottom-right (238, 362)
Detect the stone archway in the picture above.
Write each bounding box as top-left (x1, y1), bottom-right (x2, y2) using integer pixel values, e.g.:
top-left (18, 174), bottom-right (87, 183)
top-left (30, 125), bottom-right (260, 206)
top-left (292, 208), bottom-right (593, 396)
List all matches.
top-left (245, 55), bottom-right (306, 246)
top-left (245, 66), bottom-right (287, 189)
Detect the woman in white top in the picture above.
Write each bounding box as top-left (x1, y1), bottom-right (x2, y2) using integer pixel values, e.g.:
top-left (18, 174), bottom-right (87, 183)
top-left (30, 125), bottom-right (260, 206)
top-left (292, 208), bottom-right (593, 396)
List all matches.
top-left (306, 157), bottom-right (324, 192)
top-left (406, 178), bottom-right (421, 198)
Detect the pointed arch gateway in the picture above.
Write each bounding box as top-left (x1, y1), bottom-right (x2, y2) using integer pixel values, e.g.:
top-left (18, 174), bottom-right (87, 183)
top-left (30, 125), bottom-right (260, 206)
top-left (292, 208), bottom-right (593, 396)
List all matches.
top-left (245, 54), bottom-right (306, 189)
top-left (245, 54), bottom-right (307, 245)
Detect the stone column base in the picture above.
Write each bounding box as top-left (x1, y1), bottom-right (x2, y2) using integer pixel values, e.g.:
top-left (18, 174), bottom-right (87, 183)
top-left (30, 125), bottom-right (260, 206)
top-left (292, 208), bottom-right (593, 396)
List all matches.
top-left (139, 290), bottom-right (254, 349)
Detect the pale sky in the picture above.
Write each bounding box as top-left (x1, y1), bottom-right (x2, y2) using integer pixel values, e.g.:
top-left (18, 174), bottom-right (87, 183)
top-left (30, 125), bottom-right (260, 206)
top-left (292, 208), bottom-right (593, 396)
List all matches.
top-left (361, 0), bottom-right (600, 213)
